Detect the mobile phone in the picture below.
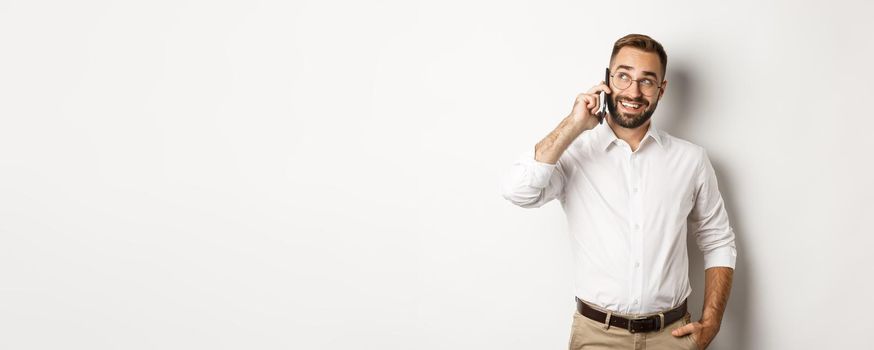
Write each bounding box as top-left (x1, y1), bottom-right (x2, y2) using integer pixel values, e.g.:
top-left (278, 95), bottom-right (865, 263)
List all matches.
top-left (596, 68), bottom-right (611, 124)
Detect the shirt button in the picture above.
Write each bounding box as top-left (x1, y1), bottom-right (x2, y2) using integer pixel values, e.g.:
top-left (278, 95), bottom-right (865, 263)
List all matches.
top-left (633, 223), bottom-right (640, 230)
top-left (634, 262), bottom-right (640, 268)
top-left (633, 299), bottom-right (638, 304)
top-left (632, 187), bottom-right (639, 193)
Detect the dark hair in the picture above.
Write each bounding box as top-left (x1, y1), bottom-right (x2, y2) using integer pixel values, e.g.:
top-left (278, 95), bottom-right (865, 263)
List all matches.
top-left (610, 34), bottom-right (667, 78)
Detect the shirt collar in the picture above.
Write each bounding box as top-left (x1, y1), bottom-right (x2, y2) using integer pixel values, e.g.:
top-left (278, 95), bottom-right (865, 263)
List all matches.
top-left (596, 119), bottom-right (664, 151)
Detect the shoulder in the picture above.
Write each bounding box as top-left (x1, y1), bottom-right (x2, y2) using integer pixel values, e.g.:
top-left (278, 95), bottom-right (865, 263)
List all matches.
top-left (565, 127), bottom-right (601, 158)
top-left (657, 130), bottom-right (711, 173)
top-left (550, 127), bottom-right (600, 172)
top-left (658, 130), bottom-right (707, 158)
top-left (572, 127), bottom-right (599, 147)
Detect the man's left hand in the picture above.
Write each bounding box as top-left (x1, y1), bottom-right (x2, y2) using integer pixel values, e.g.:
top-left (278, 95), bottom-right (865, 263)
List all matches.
top-left (671, 318), bottom-right (720, 350)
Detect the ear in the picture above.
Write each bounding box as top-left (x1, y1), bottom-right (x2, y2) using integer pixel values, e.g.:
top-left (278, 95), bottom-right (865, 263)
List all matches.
top-left (657, 79), bottom-right (668, 100)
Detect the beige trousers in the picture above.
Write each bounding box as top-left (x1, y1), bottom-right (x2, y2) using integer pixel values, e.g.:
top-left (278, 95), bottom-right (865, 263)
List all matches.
top-left (568, 302), bottom-right (699, 350)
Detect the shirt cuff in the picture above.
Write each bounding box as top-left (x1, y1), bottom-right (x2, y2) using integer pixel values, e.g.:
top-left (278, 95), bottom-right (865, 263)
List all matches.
top-left (525, 154), bottom-right (558, 189)
top-left (702, 245), bottom-right (737, 270)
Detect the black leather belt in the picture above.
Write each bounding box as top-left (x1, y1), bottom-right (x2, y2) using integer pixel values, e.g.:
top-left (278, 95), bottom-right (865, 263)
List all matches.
top-left (575, 296), bottom-right (687, 333)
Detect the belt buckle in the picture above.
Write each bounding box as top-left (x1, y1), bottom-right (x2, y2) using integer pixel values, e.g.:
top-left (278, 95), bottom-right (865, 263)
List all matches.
top-left (627, 317), bottom-right (652, 334)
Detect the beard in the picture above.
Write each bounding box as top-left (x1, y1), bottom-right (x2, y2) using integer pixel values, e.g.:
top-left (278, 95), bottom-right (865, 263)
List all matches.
top-left (606, 95), bottom-right (659, 129)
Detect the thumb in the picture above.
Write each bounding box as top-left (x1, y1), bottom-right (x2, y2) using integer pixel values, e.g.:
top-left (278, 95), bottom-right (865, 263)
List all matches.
top-left (672, 322), bottom-right (697, 337)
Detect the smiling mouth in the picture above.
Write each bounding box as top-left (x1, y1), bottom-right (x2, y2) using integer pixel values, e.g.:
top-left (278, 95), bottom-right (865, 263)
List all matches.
top-left (619, 100), bottom-right (645, 112)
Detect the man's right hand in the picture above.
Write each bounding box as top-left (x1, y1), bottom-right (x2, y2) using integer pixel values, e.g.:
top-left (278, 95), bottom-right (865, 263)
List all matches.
top-left (534, 81), bottom-right (614, 164)
top-left (570, 81), bottom-right (612, 132)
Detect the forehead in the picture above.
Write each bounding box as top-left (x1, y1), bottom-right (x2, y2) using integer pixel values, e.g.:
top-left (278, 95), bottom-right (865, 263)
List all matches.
top-left (611, 47), bottom-right (663, 78)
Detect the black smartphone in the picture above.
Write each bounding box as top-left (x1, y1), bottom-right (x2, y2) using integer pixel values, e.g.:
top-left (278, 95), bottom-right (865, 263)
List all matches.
top-left (596, 68), bottom-right (611, 124)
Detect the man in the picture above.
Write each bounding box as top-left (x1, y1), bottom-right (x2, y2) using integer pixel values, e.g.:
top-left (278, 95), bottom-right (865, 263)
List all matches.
top-left (500, 34), bottom-right (736, 350)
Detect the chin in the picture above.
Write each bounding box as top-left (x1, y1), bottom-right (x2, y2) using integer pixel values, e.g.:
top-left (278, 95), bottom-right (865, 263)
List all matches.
top-left (611, 112), bottom-right (652, 129)
top-left (606, 98), bottom-right (657, 129)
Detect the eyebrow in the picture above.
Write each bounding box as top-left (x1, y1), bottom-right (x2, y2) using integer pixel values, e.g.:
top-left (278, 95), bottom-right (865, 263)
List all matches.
top-left (616, 65), bottom-right (659, 79)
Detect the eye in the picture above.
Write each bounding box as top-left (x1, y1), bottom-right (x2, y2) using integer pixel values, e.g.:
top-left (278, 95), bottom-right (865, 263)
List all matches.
top-left (639, 79), bottom-right (655, 87)
top-left (617, 72), bottom-right (631, 81)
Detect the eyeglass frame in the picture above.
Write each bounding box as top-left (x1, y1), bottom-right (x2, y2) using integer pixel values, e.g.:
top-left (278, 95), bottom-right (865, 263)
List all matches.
top-left (608, 69), bottom-right (665, 97)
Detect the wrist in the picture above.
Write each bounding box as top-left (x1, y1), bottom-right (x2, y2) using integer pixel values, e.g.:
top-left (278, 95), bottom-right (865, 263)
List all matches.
top-left (567, 114), bottom-right (596, 134)
top-left (699, 316), bottom-right (722, 329)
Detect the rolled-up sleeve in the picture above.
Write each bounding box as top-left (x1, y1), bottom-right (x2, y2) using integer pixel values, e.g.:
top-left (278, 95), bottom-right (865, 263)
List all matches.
top-left (500, 149), bottom-right (567, 208)
top-left (688, 149), bottom-right (738, 269)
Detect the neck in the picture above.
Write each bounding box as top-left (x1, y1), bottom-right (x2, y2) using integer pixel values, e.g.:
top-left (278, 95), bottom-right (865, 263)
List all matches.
top-left (606, 117), bottom-right (650, 152)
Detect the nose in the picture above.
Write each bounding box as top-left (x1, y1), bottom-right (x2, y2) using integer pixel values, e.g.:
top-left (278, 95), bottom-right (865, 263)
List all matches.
top-left (626, 80), bottom-right (644, 98)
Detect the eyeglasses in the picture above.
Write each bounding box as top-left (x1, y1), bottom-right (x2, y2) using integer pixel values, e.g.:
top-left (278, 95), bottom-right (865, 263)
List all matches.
top-left (610, 71), bottom-right (663, 97)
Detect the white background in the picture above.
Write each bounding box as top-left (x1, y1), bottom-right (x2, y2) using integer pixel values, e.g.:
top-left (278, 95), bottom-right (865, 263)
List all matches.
top-left (1, 0), bottom-right (872, 349)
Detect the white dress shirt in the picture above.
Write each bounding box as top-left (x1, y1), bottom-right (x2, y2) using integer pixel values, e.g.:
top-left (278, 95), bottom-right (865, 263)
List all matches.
top-left (501, 121), bottom-right (737, 314)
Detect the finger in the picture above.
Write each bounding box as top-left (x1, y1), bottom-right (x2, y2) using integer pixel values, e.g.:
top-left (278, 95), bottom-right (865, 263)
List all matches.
top-left (671, 322), bottom-right (697, 337)
top-left (600, 81), bottom-right (613, 94)
top-left (583, 94), bottom-right (596, 107)
top-left (583, 94), bottom-right (598, 113)
top-left (586, 81), bottom-right (612, 95)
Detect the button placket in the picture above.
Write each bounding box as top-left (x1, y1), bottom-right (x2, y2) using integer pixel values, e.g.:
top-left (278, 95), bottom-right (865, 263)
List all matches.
top-left (629, 151), bottom-right (644, 313)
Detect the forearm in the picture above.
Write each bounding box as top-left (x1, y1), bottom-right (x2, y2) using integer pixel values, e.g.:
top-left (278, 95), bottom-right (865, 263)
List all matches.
top-left (701, 266), bottom-right (734, 327)
top-left (535, 114), bottom-right (586, 164)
